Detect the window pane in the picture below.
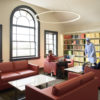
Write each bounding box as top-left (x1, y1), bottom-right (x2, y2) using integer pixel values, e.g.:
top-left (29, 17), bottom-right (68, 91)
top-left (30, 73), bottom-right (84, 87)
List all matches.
top-left (46, 45), bottom-right (48, 50)
top-left (46, 34), bottom-right (49, 38)
top-left (17, 27), bottom-right (30, 35)
top-left (13, 17), bottom-right (17, 24)
top-left (17, 42), bottom-right (30, 49)
top-left (49, 34), bottom-right (52, 39)
top-left (30, 29), bottom-right (34, 35)
top-left (49, 39), bottom-right (53, 44)
top-left (30, 35), bottom-right (34, 41)
top-left (17, 17), bottom-right (29, 26)
top-left (14, 11), bottom-right (20, 18)
top-left (13, 34), bottom-right (16, 41)
top-left (17, 35), bottom-right (29, 41)
top-left (46, 50), bottom-right (48, 54)
top-left (13, 26), bottom-right (16, 34)
top-left (30, 20), bottom-right (34, 27)
top-left (31, 42), bottom-right (35, 48)
top-left (31, 49), bottom-right (35, 55)
top-left (17, 49), bottom-right (30, 56)
top-left (13, 50), bottom-right (16, 57)
top-left (20, 10), bottom-right (27, 16)
top-left (13, 42), bottom-right (17, 49)
top-left (27, 13), bottom-right (32, 20)
top-left (49, 45), bottom-right (53, 50)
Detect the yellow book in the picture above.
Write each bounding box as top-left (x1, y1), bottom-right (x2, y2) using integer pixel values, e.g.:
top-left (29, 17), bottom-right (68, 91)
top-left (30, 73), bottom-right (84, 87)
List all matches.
top-left (80, 58), bottom-right (84, 62)
top-left (91, 33), bottom-right (95, 38)
top-left (97, 59), bottom-right (100, 63)
top-left (86, 58), bottom-right (88, 62)
top-left (96, 53), bottom-right (99, 57)
top-left (95, 46), bottom-right (99, 51)
top-left (95, 33), bottom-right (100, 38)
top-left (91, 40), bottom-right (95, 43)
top-left (86, 33), bottom-right (90, 38)
top-left (95, 40), bottom-right (99, 44)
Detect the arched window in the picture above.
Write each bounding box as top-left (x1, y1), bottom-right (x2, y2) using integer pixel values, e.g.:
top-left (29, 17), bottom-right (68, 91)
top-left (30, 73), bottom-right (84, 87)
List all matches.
top-left (10, 5), bottom-right (40, 61)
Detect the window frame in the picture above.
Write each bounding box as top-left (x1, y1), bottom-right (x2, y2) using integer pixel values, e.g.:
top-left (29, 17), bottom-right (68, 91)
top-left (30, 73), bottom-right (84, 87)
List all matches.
top-left (10, 5), bottom-right (40, 61)
top-left (0, 25), bottom-right (2, 62)
top-left (44, 30), bottom-right (58, 57)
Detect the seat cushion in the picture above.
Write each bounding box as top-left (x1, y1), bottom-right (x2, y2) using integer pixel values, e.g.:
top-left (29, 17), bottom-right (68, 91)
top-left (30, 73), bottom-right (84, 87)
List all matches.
top-left (16, 70), bottom-right (37, 78)
top-left (0, 62), bottom-right (14, 73)
top-left (13, 60), bottom-right (28, 71)
top-left (1, 72), bottom-right (20, 82)
top-left (52, 77), bottom-right (80, 96)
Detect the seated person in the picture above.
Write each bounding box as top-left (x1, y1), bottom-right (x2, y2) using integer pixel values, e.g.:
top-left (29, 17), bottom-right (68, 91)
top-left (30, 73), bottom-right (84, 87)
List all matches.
top-left (82, 62), bottom-right (100, 73)
top-left (47, 50), bottom-right (58, 62)
top-left (47, 50), bottom-right (69, 79)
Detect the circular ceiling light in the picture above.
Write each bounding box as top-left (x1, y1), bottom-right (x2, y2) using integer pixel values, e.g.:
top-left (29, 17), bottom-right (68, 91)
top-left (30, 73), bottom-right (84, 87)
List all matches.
top-left (35, 11), bottom-right (80, 24)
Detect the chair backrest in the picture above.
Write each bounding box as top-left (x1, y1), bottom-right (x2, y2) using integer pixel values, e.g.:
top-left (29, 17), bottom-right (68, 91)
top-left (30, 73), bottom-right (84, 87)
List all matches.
top-left (52, 72), bottom-right (95, 96)
top-left (0, 62), bottom-right (14, 73)
top-left (13, 60), bottom-right (28, 71)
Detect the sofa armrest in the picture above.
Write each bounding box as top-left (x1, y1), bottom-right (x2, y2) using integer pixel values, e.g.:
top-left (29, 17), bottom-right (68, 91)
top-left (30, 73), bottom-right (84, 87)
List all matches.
top-left (25, 85), bottom-right (55, 100)
top-left (0, 70), bottom-right (2, 80)
top-left (28, 63), bottom-right (39, 74)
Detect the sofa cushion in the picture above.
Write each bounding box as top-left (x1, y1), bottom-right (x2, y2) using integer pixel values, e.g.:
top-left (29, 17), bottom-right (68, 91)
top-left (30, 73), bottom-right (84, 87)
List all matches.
top-left (52, 77), bottom-right (80, 96)
top-left (0, 62), bottom-right (14, 73)
top-left (79, 72), bottom-right (95, 84)
top-left (1, 72), bottom-right (20, 81)
top-left (16, 70), bottom-right (36, 78)
top-left (13, 60), bottom-right (28, 71)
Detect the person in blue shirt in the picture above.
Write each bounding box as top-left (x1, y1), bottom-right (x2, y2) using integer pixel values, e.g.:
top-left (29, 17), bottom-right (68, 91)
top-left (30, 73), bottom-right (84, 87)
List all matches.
top-left (82, 38), bottom-right (98, 72)
top-left (85, 38), bottom-right (97, 65)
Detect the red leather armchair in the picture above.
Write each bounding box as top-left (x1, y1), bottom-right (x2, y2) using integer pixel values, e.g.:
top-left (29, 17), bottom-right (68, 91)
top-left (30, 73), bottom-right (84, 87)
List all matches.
top-left (0, 60), bottom-right (39, 91)
top-left (44, 59), bottom-right (74, 75)
top-left (26, 72), bottom-right (98, 100)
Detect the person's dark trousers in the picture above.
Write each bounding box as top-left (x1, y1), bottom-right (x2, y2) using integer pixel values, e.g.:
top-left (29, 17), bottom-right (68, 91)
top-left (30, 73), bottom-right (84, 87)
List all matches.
top-left (82, 62), bottom-right (89, 72)
top-left (56, 61), bottom-right (69, 79)
top-left (82, 62), bottom-right (98, 73)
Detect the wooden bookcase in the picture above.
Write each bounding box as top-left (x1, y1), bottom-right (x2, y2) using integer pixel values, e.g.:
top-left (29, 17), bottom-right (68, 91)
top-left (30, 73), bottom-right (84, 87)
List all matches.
top-left (64, 33), bottom-right (100, 66)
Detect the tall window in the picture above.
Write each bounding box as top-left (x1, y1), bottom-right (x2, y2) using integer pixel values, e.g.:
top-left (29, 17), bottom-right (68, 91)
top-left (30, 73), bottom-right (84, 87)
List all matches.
top-left (44, 30), bottom-right (58, 57)
top-left (10, 6), bottom-right (40, 61)
top-left (0, 25), bottom-right (2, 62)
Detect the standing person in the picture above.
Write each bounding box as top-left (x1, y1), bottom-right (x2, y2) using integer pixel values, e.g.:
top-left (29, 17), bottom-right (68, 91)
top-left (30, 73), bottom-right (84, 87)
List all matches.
top-left (85, 38), bottom-right (97, 65)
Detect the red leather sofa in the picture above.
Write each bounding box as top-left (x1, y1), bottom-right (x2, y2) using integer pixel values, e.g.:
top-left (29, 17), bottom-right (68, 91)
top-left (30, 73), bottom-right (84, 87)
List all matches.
top-left (26, 72), bottom-right (98, 100)
top-left (44, 59), bottom-right (74, 75)
top-left (84, 66), bottom-right (100, 87)
top-left (0, 60), bottom-right (39, 90)
top-left (68, 66), bottom-right (100, 87)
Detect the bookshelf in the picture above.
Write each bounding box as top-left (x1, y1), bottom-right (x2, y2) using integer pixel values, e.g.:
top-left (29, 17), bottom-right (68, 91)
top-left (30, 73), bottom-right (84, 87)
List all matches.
top-left (64, 33), bottom-right (100, 66)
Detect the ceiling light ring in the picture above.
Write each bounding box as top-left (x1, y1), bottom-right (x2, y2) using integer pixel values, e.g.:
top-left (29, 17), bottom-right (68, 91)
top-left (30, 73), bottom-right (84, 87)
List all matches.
top-left (35, 10), bottom-right (80, 24)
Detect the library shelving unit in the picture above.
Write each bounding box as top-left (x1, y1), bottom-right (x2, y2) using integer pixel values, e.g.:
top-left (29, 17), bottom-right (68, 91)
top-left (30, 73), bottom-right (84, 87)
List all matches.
top-left (64, 33), bottom-right (100, 66)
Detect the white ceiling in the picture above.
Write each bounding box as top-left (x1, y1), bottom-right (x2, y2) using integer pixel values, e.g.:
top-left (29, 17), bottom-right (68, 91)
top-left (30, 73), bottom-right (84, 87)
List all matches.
top-left (21, 0), bottom-right (100, 32)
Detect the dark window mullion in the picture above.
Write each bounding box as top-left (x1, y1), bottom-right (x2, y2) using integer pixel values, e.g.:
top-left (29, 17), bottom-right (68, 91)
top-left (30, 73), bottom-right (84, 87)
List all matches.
top-left (13, 24), bottom-right (35, 29)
